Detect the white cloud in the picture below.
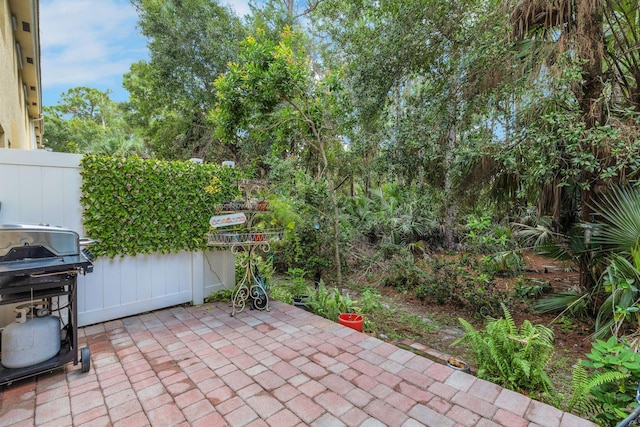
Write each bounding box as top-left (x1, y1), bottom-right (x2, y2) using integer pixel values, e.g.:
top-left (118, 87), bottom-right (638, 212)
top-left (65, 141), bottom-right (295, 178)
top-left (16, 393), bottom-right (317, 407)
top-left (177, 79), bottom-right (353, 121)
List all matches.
top-left (39, 0), bottom-right (251, 105)
top-left (40, 0), bottom-right (146, 102)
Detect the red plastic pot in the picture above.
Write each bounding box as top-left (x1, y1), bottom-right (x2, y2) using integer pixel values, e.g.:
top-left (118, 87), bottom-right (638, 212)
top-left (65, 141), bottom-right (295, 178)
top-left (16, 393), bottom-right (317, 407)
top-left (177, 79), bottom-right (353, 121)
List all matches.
top-left (338, 313), bottom-right (364, 332)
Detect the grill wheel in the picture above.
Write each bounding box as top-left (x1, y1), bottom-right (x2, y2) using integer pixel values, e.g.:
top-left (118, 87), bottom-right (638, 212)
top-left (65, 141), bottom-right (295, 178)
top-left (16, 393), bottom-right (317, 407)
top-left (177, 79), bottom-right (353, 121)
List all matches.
top-left (81, 347), bottom-right (91, 373)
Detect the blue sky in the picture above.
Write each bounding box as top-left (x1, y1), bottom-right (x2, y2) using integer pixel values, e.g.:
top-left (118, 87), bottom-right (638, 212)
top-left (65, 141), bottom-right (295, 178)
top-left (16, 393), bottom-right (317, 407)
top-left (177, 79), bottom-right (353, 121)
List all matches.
top-left (40, 0), bottom-right (252, 107)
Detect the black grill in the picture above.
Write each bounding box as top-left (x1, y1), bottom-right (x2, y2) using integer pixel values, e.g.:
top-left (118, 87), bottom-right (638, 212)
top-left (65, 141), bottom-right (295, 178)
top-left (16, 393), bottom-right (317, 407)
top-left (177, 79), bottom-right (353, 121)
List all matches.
top-left (0, 224), bottom-right (94, 385)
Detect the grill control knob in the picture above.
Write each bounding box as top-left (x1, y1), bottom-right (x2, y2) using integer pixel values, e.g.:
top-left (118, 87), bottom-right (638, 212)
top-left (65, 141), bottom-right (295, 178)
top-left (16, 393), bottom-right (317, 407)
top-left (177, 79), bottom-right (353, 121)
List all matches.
top-left (82, 248), bottom-right (95, 261)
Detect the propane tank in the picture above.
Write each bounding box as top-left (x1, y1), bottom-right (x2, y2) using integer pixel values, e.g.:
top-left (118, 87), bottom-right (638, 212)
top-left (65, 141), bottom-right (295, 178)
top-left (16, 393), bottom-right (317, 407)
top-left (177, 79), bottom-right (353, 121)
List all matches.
top-left (1, 303), bottom-right (61, 369)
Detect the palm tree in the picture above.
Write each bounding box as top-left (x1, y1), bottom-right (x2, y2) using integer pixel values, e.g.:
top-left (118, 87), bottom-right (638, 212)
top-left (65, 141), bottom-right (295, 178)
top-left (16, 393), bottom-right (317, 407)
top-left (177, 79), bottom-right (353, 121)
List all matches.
top-left (506, 0), bottom-right (640, 289)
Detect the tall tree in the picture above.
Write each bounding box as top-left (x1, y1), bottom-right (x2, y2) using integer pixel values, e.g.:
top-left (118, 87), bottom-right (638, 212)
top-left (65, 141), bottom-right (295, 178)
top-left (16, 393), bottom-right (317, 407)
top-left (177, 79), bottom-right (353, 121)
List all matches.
top-left (314, 0), bottom-right (509, 245)
top-left (125, 0), bottom-right (246, 160)
top-left (43, 87), bottom-right (142, 155)
top-left (505, 0), bottom-right (640, 285)
top-left (211, 26), bottom-right (347, 283)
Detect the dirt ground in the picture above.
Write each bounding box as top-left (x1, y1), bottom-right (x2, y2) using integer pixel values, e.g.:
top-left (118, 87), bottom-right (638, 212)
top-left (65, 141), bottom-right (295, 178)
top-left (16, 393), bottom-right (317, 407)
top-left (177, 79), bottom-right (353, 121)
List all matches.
top-left (345, 251), bottom-right (593, 390)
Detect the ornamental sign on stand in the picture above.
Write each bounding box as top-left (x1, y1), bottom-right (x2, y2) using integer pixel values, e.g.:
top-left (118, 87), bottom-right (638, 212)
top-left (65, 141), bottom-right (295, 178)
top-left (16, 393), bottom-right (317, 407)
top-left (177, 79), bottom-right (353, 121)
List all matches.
top-left (209, 213), bottom-right (247, 228)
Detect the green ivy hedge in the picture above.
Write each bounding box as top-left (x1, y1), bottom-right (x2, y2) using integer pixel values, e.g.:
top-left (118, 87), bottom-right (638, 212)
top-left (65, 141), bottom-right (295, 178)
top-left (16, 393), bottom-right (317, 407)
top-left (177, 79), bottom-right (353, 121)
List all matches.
top-left (80, 155), bottom-right (241, 257)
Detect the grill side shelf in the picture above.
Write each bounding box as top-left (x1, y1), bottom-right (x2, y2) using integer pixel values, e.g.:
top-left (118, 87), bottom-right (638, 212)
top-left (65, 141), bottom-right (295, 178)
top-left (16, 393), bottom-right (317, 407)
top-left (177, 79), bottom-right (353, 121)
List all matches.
top-left (0, 256), bottom-right (91, 277)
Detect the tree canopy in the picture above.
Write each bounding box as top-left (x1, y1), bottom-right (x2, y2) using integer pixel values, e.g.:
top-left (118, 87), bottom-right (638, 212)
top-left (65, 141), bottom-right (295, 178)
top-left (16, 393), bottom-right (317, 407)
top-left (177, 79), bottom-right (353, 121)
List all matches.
top-left (123, 0), bottom-right (247, 160)
top-left (43, 0), bottom-right (640, 287)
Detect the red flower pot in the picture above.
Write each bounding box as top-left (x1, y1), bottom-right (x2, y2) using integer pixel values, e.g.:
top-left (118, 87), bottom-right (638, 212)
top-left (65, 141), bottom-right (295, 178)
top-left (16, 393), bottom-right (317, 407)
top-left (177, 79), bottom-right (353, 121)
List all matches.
top-left (338, 313), bottom-right (364, 332)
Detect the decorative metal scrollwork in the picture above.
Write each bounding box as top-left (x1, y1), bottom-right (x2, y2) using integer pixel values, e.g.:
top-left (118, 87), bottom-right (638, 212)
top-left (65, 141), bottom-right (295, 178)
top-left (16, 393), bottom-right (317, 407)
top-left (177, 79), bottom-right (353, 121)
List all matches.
top-left (207, 230), bottom-right (282, 316)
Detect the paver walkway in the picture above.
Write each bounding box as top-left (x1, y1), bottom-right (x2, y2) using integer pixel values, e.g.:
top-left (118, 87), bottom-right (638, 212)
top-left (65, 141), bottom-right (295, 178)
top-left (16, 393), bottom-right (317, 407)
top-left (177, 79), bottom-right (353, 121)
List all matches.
top-left (0, 301), bottom-right (597, 426)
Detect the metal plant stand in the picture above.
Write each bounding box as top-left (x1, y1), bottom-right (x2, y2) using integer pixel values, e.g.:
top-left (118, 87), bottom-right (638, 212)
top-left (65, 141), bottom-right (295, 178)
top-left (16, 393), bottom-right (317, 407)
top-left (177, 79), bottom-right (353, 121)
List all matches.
top-left (206, 178), bottom-right (282, 316)
top-left (207, 229), bottom-right (283, 316)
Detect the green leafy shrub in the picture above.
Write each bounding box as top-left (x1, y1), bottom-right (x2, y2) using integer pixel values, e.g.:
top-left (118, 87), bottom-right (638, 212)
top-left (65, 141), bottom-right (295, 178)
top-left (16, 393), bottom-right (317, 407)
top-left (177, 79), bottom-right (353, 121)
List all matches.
top-left (453, 304), bottom-right (555, 393)
top-left (576, 337), bottom-right (640, 425)
top-left (358, 288), bottom-right (384, 314)
top-left (480, 251), bottom-right (525, 277)
top-left (267, 279), bottom-right (296, 304)
top-left (464, 214), bottom-right (514, 253)
top-left (287, 268), bottom-right (310, 296)
top-left (414, 256), bottom-right (460, 304)
top-left (307, 282), bottom-right (356, 322)
top-left (382, 248), bottom-right (429, 291)
top-left (205, 289), bottom-right (232, 302)
top-left (81, 155), bottom-right (241, 257)
top-left (514, 278), bottom-right (552, 299)
top-left (414, 256), bottom-right (515, 317)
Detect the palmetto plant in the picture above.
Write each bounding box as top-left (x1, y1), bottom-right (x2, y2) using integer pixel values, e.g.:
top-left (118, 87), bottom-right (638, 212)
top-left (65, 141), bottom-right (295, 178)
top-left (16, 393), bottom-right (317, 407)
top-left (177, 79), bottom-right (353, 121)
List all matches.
top-left (514, 220), bottom-right (595, 318)
top-left (591, 186), bottom-right (640, 339)
top-left (522, 186), bottom-right (640, 338)
top-left (596, 251), bottom-right (640, 338)
top-left (592, 186), bottom-right (640, 255)
top-left (345, 184), bottom-right (435, 246)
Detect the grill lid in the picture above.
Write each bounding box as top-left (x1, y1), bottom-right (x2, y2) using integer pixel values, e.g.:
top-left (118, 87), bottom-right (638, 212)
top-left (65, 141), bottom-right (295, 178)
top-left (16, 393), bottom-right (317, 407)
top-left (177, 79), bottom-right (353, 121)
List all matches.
top-left (0, 224), bottom-right (93, 282)
top-left (0, 224), bottom-right (80, 258)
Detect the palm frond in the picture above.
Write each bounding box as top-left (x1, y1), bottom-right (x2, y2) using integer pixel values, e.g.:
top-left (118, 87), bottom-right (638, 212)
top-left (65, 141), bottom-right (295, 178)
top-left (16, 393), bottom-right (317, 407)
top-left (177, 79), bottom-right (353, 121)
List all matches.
top-left (592, 186), bottom-right (640, 254)
top-left (533, 290), bottom-right (588, 315)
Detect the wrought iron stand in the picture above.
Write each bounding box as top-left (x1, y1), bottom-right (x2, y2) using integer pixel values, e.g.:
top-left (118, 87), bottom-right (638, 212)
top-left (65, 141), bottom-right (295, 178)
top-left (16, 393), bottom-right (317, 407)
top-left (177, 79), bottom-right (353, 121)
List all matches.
top-left (207, 226), bottom-right (282, 316)
top-left (206, 179), bottom-right (283, 316)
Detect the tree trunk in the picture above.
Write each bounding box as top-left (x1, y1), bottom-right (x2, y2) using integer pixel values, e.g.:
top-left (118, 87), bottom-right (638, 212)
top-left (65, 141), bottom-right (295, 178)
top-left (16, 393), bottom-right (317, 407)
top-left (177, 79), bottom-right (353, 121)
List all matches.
top-left (327, 173), bottom-right (343, 285)
top-left (576, 0), bottom-right (605, 290)
top-left (444, 124), bottom-right (457, 249)
top-left (283, 96), bottom-right (342, 284)
top-left (317, 139), bottom-right (342, 284)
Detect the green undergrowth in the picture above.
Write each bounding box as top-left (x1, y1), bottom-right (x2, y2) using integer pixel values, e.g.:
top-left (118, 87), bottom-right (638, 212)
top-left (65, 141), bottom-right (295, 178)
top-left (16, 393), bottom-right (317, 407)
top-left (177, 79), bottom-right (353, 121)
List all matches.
top-left (249, 277), bottom-right (439, 342)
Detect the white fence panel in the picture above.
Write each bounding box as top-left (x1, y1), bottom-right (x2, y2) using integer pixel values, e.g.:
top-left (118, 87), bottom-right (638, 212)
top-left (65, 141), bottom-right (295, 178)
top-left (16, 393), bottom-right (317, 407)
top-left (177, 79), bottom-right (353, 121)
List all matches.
top-left (0, 149), bottom-right (83, 227)
top-left (0, 149), bottom-right (234, 328)
top-left (76, 252), bottom-right (195, 327)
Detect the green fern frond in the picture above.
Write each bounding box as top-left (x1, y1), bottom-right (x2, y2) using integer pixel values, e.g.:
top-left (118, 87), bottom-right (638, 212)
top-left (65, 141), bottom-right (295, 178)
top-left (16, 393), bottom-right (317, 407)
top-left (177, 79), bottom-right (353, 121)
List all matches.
top-left (501, 303), bottom-right (518, 335)
top-left (567, 364), bottom-right (628, 414)
top-left (456, 307), bottom-right (557, 393)
top-left (584, 370), bottom-right (627, 390)
top-left (514, 357), bottom-right (531, 379)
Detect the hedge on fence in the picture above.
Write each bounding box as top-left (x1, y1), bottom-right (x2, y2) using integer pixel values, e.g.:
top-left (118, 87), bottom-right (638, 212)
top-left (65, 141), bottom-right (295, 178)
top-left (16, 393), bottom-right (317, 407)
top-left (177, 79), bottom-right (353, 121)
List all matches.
top-left (80, 155), bottom-right (241, 257)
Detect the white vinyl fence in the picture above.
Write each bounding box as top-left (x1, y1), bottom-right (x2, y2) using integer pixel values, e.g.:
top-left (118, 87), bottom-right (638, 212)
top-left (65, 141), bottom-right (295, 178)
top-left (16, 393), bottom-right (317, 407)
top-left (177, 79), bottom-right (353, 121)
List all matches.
top-left (0, 148), bottom-right (234, 327)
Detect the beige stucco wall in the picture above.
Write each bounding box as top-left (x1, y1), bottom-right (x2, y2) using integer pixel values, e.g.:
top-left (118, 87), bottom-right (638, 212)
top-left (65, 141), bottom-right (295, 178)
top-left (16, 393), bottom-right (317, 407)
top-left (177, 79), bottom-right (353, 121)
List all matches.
top-left (0, 0), bottom-right (42, 150)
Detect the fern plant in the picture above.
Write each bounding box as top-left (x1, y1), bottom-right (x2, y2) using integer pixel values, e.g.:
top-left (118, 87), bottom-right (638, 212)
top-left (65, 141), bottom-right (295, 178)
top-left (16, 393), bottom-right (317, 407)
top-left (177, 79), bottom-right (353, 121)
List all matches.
top-left (564, 364), bottom-right (626, 419)
top-left (453, 304), bottom-right (555, 393)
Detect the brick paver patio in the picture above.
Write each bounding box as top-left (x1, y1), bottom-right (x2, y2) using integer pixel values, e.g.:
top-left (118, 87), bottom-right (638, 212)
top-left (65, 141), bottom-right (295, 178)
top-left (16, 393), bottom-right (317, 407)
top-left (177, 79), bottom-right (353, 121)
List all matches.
top-left (0, 301), bottom-right (597, 426)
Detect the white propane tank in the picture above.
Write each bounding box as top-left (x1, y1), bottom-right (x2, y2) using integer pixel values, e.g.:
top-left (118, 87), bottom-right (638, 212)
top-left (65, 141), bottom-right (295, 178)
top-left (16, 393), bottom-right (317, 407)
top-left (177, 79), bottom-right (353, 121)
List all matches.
top-left (1, 306), bottom-right (61, 369)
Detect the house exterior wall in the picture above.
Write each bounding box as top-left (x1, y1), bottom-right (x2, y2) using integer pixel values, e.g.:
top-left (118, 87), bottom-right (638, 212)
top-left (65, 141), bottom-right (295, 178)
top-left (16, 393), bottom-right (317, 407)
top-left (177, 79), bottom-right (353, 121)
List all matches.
top-left (0, 0), bottom-right (43, 150)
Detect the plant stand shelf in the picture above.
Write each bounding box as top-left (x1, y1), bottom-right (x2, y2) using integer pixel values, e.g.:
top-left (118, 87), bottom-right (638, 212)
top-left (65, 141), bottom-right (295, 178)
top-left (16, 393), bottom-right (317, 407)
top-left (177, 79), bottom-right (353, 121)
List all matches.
top-left (207, 178), bottom-right (282, 317)
top-left (206, 229), bottom-right (283, 316)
